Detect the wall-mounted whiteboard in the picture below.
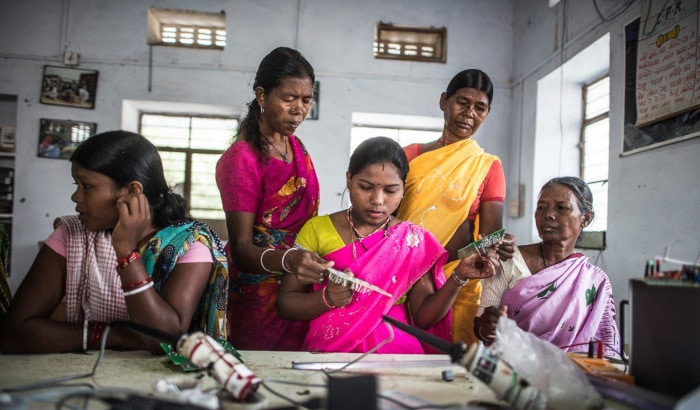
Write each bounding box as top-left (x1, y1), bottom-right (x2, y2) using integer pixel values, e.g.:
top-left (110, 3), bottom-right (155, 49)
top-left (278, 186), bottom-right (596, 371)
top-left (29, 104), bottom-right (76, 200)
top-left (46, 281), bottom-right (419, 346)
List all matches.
top-left (635, 0), bottom-right (699, 126)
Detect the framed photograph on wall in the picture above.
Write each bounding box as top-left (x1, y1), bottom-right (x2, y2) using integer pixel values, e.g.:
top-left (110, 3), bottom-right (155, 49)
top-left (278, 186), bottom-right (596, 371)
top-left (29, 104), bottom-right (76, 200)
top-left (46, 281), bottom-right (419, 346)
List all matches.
top-left (0, 126), bottom-right (16, 152)
top-left (38, 118), bottom-right (97, 159)
top-left (308, 81), bottom-right (320, 120)
top-left (40, 65), bottom-right (98, 109)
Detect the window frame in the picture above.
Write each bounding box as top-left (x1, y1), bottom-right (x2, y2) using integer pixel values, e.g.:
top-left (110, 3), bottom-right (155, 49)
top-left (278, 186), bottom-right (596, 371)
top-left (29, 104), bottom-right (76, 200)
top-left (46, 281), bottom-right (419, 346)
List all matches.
top-left (579, 74), bottom-right (610, 235)
top-left (374, 22), bottom-right (447, 63)
top-left (580, 74), bottom-right (610, 183)
top-left (138, 112), bottom-right (237, 221)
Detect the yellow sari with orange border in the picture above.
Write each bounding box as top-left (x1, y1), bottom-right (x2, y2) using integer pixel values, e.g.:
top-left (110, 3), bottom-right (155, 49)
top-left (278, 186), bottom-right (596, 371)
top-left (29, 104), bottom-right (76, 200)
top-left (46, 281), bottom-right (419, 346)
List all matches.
top-left (398, 138), bottom-right (499, 345)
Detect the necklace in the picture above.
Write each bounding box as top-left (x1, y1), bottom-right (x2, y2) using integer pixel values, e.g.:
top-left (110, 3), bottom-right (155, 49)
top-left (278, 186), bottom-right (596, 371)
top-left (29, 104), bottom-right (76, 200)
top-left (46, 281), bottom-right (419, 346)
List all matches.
top-left (539, 242), bottom-right (575, 271)
top-left (346, 207), bottom-right (391, 259)
top-left (264, 135), bottom-right (290, 163)
top-left (539, 242), bottom-right (548, 269)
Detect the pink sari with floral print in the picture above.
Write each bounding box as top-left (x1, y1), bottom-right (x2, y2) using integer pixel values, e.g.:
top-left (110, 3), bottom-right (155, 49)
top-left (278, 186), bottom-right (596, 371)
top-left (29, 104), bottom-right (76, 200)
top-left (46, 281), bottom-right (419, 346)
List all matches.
top-left (303, 222), bottom-right (451, 353)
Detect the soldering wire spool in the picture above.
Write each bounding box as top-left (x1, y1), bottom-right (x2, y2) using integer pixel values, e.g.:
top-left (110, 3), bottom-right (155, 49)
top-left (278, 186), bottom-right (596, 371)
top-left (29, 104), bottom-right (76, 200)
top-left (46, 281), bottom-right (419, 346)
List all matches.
top-left (177, 332), bottom-right (262, 402)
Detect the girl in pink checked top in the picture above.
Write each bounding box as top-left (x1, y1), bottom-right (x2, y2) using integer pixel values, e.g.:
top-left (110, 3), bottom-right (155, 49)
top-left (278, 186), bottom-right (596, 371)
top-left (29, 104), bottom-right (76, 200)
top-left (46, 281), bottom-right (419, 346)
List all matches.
top-left (1, 131), bottom-right (228, 354)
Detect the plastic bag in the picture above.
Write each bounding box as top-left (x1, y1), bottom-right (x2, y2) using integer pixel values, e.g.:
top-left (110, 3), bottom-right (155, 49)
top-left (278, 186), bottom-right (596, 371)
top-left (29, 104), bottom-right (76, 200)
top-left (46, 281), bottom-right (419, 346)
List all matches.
top-left (490, 317), bottom-right (603, 410)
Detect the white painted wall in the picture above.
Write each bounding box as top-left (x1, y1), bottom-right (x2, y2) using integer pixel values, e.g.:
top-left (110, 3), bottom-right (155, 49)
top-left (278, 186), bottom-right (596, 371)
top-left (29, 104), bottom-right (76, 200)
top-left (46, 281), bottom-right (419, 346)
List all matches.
top-left (0, 0), bottom-right (514, 291)
top-left (508, 0), bottom-right (700, 343)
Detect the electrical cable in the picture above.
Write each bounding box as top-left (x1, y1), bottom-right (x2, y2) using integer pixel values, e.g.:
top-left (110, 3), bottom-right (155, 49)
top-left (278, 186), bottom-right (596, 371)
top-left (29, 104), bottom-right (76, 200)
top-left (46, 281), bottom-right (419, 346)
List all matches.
top-left (321, 321), bottom-right (394, 375)
top-left (557, 0), bottom-right (567, 175)
top-left (376, 393), bottom-right (465, 409)
top-left (593, 0), bottom-right (636, 23)
top-left (0, 327), bottom-right (118, 409)
top-left (2, 326), bottom-right (111, 394)
top-left (559, 337), bottom-right (628, 364)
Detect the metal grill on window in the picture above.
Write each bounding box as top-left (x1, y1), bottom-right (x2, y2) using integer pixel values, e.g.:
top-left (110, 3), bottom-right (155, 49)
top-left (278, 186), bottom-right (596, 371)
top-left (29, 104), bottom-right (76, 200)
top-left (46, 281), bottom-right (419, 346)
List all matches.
top-left (148, 8), bottom-right (226, 50)
top-left (373, 22), bottom-right (446, 63)
top-left (160, 25), bottom-right (226, 48)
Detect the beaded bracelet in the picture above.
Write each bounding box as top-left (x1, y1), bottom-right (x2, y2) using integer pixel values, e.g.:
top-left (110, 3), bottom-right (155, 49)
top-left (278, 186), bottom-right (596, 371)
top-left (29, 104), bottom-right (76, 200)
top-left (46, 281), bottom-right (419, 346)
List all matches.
top-left (116, 249), bottom-right (141, 273)
top-left (123, 280), bottom-right (154, 297)
top-left (321, 287), bottom-right (336, 309)
top-left (88, 321), bottom-right (107, 350)
top-left (122, 277), bottom-right (152, 291)
top-left (280, 248), bottom-right (298, 273)
top-left (452, 272), bottom-right (469, 286)
top-left (260, 248), bottom-right (280, 274)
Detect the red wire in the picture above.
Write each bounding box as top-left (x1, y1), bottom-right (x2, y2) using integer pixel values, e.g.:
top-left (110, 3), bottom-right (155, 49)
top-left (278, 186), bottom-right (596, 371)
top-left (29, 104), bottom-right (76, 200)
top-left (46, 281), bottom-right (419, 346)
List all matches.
top-left (558, 340), bottom-right (604, 359)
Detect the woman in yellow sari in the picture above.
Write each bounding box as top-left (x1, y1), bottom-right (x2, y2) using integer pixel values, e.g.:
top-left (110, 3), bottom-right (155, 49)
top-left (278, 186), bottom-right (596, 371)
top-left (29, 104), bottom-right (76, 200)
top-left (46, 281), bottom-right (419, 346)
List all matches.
top-left (398, 69), bottom-right (513, 345)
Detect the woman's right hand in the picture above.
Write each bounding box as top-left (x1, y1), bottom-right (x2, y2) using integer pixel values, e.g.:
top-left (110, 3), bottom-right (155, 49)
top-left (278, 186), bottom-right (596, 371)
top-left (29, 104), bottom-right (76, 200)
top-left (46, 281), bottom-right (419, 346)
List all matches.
top-left (474, 305), bottom-right (507, 344)
top-left (285, 249), bottom-right (334, 285)
top-left (112, 190), bottom-right (152, 256)
top-left (494, 233), bottom-right (516, 261)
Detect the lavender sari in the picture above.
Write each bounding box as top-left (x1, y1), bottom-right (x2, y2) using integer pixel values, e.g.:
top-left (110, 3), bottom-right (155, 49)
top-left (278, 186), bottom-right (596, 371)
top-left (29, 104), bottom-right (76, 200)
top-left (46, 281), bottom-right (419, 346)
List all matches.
top-left (500, 254), bottom-right (620, 357)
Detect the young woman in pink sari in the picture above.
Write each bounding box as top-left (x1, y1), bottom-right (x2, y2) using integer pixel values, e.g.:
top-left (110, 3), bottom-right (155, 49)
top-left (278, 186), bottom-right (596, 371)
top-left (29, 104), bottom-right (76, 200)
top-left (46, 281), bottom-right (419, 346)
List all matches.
top-left (277, 137), bottom-right (500, 353)
top-left (216, 47), bottom-right (324, 351)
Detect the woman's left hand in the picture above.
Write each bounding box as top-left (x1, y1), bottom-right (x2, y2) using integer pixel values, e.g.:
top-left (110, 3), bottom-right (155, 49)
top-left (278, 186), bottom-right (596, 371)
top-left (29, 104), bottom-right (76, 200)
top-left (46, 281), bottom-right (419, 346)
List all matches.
top-left (112, 191), bottom-right (153, 256)
top-left (325, 278), bottom-right (353, 308)
top-left (475, 305), bottom-right (508, 344)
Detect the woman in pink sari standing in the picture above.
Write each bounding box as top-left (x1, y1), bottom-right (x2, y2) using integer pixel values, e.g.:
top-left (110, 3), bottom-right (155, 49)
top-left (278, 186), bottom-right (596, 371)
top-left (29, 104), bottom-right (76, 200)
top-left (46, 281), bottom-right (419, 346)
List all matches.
top-left (216, 47), bottom-right (324, 350)
top-left (277, 137), bottom-right (500, 353)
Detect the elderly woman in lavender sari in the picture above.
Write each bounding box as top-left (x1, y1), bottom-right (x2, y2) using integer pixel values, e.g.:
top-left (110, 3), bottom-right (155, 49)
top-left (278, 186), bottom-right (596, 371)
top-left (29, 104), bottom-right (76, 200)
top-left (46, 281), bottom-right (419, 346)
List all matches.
top-left (475, 177), bottom-right (620, 358)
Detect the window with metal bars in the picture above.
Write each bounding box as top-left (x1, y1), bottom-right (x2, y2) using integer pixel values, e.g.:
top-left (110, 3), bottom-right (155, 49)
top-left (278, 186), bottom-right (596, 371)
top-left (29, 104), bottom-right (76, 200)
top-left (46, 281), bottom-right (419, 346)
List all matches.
top-left (373, 22), bottom-right (446, 63)
top-left (160, 25), bottom-right (226, 48)
top-left (580, 75), bottom-right (609, 232)
top-left (147, 8), bottom-right (226, 50)
top-left (139, 114), bottom-right (237, 223)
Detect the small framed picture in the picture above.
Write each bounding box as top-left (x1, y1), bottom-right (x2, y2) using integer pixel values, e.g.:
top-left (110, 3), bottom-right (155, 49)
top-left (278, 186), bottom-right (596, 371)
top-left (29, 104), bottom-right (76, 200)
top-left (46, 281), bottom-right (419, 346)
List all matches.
top-left (0, 126), bottom-right (16, 152)
top-left (308, 81), bottom-right (320, 120)
top-left (38, 118), bottom-right (97, 159)
top-left (40, 65), bottom-right (98, 109)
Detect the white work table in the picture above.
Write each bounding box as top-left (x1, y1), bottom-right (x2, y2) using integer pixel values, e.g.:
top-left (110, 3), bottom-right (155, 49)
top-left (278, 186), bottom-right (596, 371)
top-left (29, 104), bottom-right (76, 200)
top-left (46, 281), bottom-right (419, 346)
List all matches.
top-left (0, 349), bottom-right (676, 409)
top-left (0, 350), bottom-right (499, 409)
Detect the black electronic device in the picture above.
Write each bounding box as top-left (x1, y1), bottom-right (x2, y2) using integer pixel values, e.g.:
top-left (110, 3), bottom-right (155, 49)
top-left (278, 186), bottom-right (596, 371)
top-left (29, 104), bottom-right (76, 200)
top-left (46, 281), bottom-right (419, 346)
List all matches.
top-left (327, 374), bottom-right (377, 410)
